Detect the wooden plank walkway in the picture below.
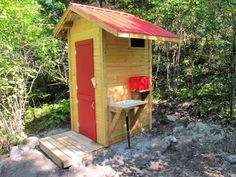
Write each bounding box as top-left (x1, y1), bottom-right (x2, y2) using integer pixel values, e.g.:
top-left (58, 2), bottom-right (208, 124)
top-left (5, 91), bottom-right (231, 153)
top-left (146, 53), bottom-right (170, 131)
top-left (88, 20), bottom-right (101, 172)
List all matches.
top-left (39, 131), bottom-right (103, 168)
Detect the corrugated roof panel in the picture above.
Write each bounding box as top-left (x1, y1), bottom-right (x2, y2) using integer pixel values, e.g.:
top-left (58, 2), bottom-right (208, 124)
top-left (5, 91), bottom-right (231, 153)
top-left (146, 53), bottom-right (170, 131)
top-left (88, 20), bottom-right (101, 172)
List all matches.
top-left (70, 3), bottom-right (177, 39)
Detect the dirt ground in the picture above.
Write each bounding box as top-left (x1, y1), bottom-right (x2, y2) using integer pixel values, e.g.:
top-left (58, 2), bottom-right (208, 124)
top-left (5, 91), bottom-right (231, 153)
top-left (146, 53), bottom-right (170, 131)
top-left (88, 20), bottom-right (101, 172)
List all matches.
top-left (1, 114), bottom-right (236, 177)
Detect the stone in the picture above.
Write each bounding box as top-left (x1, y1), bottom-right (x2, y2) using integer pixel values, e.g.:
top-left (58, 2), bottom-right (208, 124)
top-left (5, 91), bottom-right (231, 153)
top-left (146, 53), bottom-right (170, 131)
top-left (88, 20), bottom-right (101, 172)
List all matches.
top-left (166, 115), bottom-right (177, 122)
top-left (10, 146), bottom-right (21, 161)
top-left (187, 122), bottom-right (210, 134)
top-left (181, 102), bottom-right (192, 109)
top-left (71, 157), bottom-right (84, 168)
top-left (226, 155), bottom-right (236, 164)
top-left (149, 161), bottom-right (163, 170)
top-left (20, 137), bottom-right (39, 154)
top-left (160, 136), bottom-right (178, 152)
top-left (0, 159), bottom-right (7, 174)
top-left (173, 126), bottom-right (185, 135)
top-left (25, 137), bottom-right (39, 149)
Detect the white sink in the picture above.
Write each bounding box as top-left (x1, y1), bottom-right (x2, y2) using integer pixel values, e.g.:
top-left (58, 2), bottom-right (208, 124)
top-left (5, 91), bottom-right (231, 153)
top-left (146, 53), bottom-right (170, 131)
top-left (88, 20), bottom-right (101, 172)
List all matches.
top-left (112, 99), bottom-right (141, 106)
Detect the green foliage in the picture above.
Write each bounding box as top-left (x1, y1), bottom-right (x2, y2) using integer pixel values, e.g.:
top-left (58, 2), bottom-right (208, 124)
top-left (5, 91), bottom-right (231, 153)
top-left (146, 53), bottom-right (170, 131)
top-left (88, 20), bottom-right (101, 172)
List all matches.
top-left (197, 82), bottom-right (228, 99)
top-left (25, 99), bottom-right (70, 133)
top-left (0, 0), bottom-right (46, 152)
top-left (0, 0), bottom-right (235, 153)
top-left (109, 0), bottom-right (236, 120)
top-left (0, 0), bottom-right (68, 153)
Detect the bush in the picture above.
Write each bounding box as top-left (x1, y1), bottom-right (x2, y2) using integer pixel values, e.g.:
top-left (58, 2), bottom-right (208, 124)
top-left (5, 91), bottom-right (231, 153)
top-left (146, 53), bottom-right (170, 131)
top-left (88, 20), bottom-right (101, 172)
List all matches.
top-left (25, 99), bottom-right (70, 134)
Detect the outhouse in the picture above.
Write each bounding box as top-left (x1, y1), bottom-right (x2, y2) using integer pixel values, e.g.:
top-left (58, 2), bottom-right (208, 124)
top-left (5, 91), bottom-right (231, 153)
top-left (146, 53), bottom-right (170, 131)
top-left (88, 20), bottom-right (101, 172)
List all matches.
top-left (54, 3), bottom-right (178, 147)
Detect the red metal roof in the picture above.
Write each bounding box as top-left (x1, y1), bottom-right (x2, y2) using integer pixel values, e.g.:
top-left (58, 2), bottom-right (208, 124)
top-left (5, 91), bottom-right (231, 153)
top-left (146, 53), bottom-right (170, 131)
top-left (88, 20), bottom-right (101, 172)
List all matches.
top-left (70, 3), bottom-right (177, 39)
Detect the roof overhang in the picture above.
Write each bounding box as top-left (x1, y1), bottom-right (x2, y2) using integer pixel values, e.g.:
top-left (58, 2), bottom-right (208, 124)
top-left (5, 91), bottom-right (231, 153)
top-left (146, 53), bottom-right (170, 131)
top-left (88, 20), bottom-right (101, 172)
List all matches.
top-left (54, 5), bottom-right (179, 43)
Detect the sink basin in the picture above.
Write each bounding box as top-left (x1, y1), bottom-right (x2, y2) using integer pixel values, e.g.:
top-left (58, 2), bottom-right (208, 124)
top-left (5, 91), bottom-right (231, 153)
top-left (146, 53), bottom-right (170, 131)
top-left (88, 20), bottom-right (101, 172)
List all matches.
top-left (112, 99), bottom-right (141, 106)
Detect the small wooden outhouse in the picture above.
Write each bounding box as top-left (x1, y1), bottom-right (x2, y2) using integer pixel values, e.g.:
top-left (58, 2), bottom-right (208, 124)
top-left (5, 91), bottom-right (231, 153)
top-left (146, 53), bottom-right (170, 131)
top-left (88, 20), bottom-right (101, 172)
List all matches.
top-left (54, 3), bottom-right (178, 147)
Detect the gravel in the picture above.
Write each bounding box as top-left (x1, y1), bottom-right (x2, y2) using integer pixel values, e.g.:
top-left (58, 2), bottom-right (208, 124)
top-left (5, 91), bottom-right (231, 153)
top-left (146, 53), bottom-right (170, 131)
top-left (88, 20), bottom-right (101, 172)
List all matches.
top-left (1, 119), bottom-right (236, 177)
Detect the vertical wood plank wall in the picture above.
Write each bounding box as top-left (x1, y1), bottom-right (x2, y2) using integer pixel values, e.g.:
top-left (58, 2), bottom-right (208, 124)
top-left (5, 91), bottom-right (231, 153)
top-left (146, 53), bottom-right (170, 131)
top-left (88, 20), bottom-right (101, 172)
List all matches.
top-left (69, 17), bottom-right (105, 145)
top-left (103, 31), bottom-right (151, 144)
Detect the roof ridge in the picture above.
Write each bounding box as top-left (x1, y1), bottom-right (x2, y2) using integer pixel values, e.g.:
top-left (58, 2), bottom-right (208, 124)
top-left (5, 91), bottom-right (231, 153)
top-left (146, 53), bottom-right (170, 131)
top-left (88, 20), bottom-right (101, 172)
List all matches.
top-left (70, 3), bottom-right (133, 17)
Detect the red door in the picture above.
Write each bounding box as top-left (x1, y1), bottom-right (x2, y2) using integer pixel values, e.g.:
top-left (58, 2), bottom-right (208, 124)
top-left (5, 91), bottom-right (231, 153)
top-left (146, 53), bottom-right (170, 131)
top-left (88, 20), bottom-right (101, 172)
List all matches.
top-left (75, 39), bottom-right (96, 142)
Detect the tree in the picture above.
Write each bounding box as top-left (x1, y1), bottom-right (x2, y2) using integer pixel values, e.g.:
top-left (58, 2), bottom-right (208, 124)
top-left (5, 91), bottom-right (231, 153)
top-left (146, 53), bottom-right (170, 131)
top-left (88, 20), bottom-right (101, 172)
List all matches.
top-left (0, 0), bottom-right (67, 151)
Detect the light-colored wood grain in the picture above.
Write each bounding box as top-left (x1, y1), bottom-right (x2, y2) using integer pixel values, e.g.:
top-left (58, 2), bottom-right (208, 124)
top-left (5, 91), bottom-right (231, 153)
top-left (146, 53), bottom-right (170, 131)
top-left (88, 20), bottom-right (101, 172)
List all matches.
top-left (39, 139), bottom-right (72, 168)
top-left (104, 31), bottom-right (151, 144)
top-left (148, 40), bottom-right (153, 129)
top-left (44, 136), bottom-right (82, 162)
top-left (66, 131), bottom-right (103, 151)
top-left (52, 134), bottom-right (85, 156)
top-left (39, 131), bottom-right (103, 168)
top-left (70, 17), bottom-right (105, 144)
top-left (100, 29), bottom-right (109, 147)
top-left (56, 7), bottom-right (155, 146)
top-left (55, 132), bottom-right (87, 151)
top-left (67, 29), bottom-right (76, 132)
top-left (130, 105), bottom-right (145, 131)
top-left (117, 32), bottom-right (179, 42)
top-left (54, 7), bottom-right (71, 36)
top-left (109, 111), bottom-right (122, 135)
top-left (70, 6), bottom-right (118, 38)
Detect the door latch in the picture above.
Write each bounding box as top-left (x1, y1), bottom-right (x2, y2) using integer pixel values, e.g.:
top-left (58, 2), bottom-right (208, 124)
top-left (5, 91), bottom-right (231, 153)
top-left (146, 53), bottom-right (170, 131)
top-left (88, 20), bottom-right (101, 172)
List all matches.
top-left (91, 101), bottom-right (95, 109)
top-left (91, 77), bottom-right (96, 88)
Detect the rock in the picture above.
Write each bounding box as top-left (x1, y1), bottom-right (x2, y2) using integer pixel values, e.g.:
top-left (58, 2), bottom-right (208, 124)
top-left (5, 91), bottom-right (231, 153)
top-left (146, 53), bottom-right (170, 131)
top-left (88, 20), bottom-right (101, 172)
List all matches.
top-left (149, 161), bottom-right (163, 170)
top-left (0, 160), bottom-right (7, 174)
top-left (20, 144), bottom-right (31, 154)
top-left (226, 155), bottom-right (236, 164)
top-left (166, 115), bottom-right (177, 122)
top-left (72, 157), bottom-right (83, 167)
top-left (173, 126), bottom-right (185, 135)
top-left (21, 137), bottom-right (39, 153)
top-left (187, 122), bottom-right (210, 134)
top-left (160, 136), bottom-right (178, 152)
top-left (25, 137), bottom-right (39, 149)
top-left (181, 102), bottom-right (192, 109)
top-left (150, 137), bottom-right (161, 148)
top-left (10, 146), bottom-right (21, 161)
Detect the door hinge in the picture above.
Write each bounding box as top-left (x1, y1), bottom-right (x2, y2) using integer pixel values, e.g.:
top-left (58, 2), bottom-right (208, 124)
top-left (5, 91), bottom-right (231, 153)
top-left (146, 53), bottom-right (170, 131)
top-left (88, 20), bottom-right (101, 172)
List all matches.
top-left (76, 99), bottom-right (79, 104)
top-left (75, 51), bottom-right (77, 55)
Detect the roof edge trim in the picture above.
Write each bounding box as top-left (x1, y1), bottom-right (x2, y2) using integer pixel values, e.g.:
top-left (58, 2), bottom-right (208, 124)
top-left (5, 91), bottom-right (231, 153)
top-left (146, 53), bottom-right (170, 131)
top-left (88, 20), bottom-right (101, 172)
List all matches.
top-left (54, 4), bottom-right (179, 43)
top-left (54, 7), bottom-right (72, 36)
top-left (70, 6), bottom-right (119, 37)
top-left (117, 32), bottom-right (179, 43)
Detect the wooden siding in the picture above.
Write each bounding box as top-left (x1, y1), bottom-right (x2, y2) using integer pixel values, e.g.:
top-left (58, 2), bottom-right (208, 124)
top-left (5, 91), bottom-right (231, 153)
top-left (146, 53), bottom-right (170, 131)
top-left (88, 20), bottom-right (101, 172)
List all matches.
top-left (103, 31), bottom-right (152, 144)
top-left (69, 17), bottom-right (105, 145)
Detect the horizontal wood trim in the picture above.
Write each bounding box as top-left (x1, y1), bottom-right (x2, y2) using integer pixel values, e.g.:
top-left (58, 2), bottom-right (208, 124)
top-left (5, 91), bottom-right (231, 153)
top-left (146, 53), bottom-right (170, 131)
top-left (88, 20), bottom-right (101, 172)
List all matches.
top-left (117, 32), bottom-right (179, 43)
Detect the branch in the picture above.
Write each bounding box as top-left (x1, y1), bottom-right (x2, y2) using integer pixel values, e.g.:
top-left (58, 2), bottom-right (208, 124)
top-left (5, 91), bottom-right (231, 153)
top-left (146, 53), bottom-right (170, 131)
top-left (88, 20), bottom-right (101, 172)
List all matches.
top-left (27, 66), bottom-right (42, 95)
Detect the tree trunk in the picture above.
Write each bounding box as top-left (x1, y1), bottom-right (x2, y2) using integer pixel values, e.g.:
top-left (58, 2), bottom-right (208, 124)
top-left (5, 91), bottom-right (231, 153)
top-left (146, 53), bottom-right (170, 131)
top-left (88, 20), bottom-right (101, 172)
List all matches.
top-left (96, 0), bottom-right (103, 7)
top-left (230, 13), bottom-right (236, 119)
top-left (155, 42), bottom-right (160, 90)
top-left (166, 43), bottom-right (171, 91)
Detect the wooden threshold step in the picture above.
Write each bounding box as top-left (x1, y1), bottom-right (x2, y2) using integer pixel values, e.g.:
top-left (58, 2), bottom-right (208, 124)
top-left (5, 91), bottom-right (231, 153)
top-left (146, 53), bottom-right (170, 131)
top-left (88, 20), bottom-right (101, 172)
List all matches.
top-left (39, 131), bottom-right (103, 168)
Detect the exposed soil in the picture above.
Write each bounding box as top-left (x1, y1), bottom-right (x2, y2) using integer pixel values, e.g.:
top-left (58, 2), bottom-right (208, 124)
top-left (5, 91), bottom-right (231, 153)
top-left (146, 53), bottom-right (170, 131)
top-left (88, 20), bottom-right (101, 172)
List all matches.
top-left (1, 103), bottom-right (236, 177)
top-left (92, 120), bottom-right (236, 177)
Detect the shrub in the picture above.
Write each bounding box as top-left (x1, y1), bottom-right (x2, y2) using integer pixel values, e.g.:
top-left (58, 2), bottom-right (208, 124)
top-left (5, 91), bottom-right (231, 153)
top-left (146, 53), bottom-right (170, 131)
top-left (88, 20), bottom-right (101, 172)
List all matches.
top-left (25, 99), bottom-right (70, 134)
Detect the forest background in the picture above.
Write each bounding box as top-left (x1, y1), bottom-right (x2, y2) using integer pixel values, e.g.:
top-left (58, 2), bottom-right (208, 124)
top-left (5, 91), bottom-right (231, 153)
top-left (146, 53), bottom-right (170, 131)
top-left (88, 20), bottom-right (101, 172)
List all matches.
top-left (0, 0), bottom-right (235, 153)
